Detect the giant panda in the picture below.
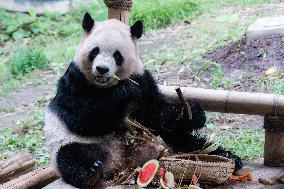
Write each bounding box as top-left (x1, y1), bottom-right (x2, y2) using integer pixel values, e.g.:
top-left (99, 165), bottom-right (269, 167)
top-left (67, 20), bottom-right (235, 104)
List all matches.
top-left (44, 13), bottom-right (243, 188)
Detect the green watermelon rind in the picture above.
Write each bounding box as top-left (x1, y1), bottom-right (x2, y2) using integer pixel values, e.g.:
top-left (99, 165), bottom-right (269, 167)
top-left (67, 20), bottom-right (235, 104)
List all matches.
top-left (188, 185), bottom-right (202, 189)
top-left (160, 178), bottom-right (169, 189)
top-left (137, 159), bottom-right (159, 187)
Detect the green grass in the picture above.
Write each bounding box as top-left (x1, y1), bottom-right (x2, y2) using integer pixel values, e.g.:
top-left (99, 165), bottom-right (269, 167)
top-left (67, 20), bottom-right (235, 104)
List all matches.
top-left (272, 81), bottom-right (284, 94)
top-left (131, 0), bottom-right (200, 30)
top-left (216, 128), bottom-right (264, 160)
top-left (0, 111), bottom-right (49, 166)
top-left (0, 64), bottom-right (22, 95)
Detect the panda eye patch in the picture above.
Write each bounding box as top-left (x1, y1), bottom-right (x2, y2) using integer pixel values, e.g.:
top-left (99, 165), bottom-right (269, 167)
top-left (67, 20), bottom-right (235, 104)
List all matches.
top-left (89, 47), bottom-right (100, 62)
top-left (113, 50), bottom-right (123, 66)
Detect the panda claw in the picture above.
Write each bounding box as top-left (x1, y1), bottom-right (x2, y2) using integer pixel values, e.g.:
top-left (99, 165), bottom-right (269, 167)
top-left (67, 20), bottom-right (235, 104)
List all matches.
top-left (94, 160), bottom-right (103, 168)
top-left (90, 160), bottom-right (103, 173)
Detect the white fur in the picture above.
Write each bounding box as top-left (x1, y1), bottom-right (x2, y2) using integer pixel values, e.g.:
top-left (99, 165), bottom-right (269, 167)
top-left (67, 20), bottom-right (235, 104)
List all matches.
top-left (74, 19), bottom-right (144, 87)
top-left (43, 107), bottom-right (125, 174)
top-left (92, 52), bottom-right (117, 77)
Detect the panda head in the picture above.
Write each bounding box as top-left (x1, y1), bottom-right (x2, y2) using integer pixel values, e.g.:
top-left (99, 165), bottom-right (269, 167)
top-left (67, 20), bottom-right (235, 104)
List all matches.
top-left (74, 12), bottom-right (144, 87)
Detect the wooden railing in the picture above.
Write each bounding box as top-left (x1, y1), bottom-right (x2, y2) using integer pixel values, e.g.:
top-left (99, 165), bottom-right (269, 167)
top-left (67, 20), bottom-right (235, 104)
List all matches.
top-left (160, 85), bottom-right (284, 166)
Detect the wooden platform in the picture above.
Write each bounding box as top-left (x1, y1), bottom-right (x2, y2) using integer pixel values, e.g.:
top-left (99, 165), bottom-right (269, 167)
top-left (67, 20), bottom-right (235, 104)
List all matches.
top-left (43, 162), bottom-right (284, 189)
top-left (212, 161), bottom-right (284, 189)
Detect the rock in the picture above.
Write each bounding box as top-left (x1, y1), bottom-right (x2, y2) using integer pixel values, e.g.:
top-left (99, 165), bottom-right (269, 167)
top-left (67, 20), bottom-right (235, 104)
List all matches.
top-left (247, 17), bottom-right (284, 42)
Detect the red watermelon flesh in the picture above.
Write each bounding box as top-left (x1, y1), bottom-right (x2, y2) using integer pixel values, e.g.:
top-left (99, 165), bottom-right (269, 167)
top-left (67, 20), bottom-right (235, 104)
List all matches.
top-left (137, 159), bottom-right (159, 187)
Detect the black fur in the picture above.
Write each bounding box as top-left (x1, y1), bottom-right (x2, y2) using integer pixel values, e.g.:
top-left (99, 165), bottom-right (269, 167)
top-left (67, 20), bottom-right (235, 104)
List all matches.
top-left (50, 62), bottom-right (242, 187)
top-left (57, 142), bottom-right (106, 188)
top-left (113, 50), bottom-right (123, 66)
top-left (49, 62), bottom-right (140, 136)
top-left (82, 12), bottom-right (94, 33)
top-left (130, 20), bottom-right (143, 39)
top-left (89, 47), bottom-right (100, 62)
top-left (130, 71), bottom-right (207, 151)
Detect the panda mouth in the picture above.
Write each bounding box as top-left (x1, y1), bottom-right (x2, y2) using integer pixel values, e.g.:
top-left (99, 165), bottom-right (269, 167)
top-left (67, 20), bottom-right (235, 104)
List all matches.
top-left (94, 76), bottom-right (111, 84)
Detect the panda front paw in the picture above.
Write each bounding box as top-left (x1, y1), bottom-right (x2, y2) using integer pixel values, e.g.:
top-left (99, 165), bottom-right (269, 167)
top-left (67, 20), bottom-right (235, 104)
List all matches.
top-left (175, 101), bottom-right (206, 132)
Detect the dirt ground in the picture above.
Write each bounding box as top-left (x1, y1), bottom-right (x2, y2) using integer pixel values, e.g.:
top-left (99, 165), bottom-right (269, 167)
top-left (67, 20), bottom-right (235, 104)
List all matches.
top-left (206, 34), bottom-right (284, 91)
top-left (0, 72), bottom-right (57, 130)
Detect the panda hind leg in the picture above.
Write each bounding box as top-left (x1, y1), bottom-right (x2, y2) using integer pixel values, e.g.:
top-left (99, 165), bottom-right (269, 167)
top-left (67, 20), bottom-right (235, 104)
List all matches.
top-left (57, 142), bottom-right (106, 188)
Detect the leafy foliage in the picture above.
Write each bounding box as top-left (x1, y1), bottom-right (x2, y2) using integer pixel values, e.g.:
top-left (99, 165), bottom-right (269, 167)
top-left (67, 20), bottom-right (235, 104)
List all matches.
top-left (0, 1), bottom-right (107, 44)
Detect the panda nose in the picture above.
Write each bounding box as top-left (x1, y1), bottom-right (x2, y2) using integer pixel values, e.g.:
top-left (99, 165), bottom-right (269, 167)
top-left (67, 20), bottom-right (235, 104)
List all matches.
top-left (96, 66), bottom-right (109, 74)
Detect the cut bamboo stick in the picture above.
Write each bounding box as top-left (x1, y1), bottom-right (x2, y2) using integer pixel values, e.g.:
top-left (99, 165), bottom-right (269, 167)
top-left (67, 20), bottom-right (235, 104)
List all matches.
top-left (0, 152), bottom-right (35, 184)
top-left (175, 87), bottom-right (192, 120)
top-left (0, 166), bottom-right (58, 189)
top-left (159, 85), bottom-right (284, 116)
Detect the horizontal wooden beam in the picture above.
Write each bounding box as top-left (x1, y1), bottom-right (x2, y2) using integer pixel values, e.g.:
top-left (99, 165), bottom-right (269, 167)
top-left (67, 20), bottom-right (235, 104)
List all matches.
top-left (1, 166), bottom-right (58, 189)
top-left (0, 152), bottom-right (35, 184)
top-left (159, 85), bottom-right (284, 116)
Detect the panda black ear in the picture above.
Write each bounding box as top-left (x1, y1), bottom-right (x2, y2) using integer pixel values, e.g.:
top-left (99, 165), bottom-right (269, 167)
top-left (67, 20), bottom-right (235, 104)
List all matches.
top-left (130, 20), bottom-right (143, 39)
top-left (82, 12), bottom-right (94, 33)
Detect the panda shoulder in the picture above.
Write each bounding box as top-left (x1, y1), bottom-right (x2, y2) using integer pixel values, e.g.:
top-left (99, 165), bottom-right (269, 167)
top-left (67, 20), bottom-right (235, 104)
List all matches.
top-left (130, 69), bottom-right (159, 95)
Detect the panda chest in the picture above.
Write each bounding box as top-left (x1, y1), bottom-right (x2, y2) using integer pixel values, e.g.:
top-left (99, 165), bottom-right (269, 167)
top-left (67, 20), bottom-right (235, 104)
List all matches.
top-left (89, 84), bottom-right (139, 114)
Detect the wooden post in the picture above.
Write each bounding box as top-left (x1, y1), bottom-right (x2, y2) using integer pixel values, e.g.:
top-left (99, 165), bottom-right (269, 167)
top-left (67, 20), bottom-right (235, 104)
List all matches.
top-left (108, 8), bottom-right (129, 24)
top-left (264, 115), bottom-right (284, 166)
top-left (104, 0), bottom-right (132, 24)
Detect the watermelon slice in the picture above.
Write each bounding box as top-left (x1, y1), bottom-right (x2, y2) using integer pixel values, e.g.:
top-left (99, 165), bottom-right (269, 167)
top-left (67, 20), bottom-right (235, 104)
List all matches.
top-left (137, 159), bottom-right (159, 187)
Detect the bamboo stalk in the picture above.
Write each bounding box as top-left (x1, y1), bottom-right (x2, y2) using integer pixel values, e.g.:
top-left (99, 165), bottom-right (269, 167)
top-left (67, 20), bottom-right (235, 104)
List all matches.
top-left (175, 87), bottom-right (192, 120)
top-left (0, 152), bottom-right (35, 184)
top-left (0, 166), bottom-right (59, 189)
top-left (159, 85), bottom-right (284, 116)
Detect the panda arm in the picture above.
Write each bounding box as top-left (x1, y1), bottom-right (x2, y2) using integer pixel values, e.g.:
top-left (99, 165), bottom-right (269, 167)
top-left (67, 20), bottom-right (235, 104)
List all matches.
top-left (130, 70), bottom-right (206, 151)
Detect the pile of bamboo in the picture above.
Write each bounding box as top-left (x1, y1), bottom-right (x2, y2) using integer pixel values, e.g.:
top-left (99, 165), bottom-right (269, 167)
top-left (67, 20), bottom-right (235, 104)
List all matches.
top-left (0, 152), bottom-right (58, 189)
